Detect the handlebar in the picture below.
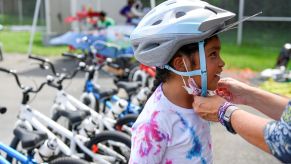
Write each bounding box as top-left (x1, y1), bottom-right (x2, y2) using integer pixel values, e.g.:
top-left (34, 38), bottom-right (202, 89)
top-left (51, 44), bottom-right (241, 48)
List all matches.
top-left (0, 67), bottom-right (46, 93)
top-left (62, 52), bottom-right (108, 73)
top-left (29, 55), bottom-right (86, 87)
top-left (0, 67), bottom-right (23, 89)
top-left (28, 55), bottom-right (58, 76)
top-left (62, 52), bottom-right (86, 61)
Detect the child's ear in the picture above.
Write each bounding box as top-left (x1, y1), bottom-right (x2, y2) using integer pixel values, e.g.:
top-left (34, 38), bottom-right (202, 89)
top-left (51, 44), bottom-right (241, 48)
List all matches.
top-left (172, 56), bottom-right (187, 71)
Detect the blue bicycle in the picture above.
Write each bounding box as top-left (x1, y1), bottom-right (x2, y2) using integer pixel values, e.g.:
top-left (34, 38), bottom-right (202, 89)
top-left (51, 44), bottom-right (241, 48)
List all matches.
top-left (0, 106), bottom-right (88, 164)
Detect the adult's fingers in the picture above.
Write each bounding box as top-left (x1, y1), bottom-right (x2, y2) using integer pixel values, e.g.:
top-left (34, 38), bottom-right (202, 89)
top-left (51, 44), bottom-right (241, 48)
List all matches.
top-left (217, 78), bottom-right (231, 88)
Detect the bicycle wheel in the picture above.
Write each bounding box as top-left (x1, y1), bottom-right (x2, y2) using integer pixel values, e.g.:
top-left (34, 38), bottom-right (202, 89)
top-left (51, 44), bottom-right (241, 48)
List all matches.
top-left (49, 157), bottom-right (89, 164)
top-left (85, 131), bottom-right (131, 164)
top-left (114, 114), bottom-right (138, 135)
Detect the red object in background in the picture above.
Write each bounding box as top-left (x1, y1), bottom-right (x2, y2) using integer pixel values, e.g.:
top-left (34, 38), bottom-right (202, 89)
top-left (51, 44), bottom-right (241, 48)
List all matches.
top-left (68, 45), bottom-right (77, 52)
top-left (140, 64), bottom-right (156, 77)
top-left (64, 16), bottom-right (78, 23)
top-left (64, 6), bottom-right (100, 24)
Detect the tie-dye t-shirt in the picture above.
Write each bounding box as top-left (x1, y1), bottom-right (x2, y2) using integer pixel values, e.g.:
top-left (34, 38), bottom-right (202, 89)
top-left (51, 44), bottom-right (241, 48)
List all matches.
top-left (129, 84), bottom-right (212, 164)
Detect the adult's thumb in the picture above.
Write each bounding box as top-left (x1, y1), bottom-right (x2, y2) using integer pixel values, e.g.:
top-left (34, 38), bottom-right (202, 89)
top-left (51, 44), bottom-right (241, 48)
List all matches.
top-left (217, 78), bottom-right (229, 88)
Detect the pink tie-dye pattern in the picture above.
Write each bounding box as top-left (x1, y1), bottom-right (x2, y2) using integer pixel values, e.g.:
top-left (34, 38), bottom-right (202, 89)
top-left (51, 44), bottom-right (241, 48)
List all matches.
top-left (166, 159), bottom-right (173, 164)
top-left (154, 85), bottom-right (162, 102)
top-left (135, 111), bottom-right (169, 157)
top-left (208, 142), bottom-right (212, 150)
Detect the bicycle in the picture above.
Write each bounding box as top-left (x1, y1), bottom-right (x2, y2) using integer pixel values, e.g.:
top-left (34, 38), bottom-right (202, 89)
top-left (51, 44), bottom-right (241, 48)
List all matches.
top-left (30, 56), bottom-right (137, 137)
top-left (27, 55), bottom-right (132, 161)
top-left (0, 66), bottom-right (131, 164)
top-left (62, 53), bottom-right (145, 135)
top-left (0, 106), bottom-right (89, 164)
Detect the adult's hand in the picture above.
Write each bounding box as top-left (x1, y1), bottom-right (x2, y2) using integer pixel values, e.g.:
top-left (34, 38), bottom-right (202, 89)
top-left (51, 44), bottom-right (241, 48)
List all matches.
top-left (192, 95), bottom-right (226, 122)
top-left (216, 78), bottom-right (252, 105)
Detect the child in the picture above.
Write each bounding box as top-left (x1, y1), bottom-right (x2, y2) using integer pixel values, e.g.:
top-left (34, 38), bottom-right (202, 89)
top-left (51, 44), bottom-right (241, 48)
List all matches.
top-left (129, 0), bottom-right (235, 163)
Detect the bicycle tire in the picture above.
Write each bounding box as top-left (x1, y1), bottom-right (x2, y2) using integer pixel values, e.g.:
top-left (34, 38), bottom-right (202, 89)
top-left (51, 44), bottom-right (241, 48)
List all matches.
top-left (49, 157), bottom-right (89, 164)
top-left (85, 131), bottom-right (131, 163)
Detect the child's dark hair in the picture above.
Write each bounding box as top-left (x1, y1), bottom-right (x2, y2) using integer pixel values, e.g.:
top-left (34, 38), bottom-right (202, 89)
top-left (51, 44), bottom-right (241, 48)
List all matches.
top-left (148, 35), bottom-right (218, 99)
top-left (100, 11), bottom-right (106, 17)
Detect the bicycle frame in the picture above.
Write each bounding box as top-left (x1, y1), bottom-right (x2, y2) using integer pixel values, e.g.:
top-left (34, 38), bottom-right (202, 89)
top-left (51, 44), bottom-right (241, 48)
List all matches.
top-left (17, 99), bottom-right (124, 164)
top-left (52, 90), bottom-right (117, 132)
top-left (0, 62), bottom-right (128, 164)
top-left (51, 90), bottom-right (130, 162)
top-left (83, 70), bottom-right (141, 116)
top-left (0, 141), bottom-right (36, 164)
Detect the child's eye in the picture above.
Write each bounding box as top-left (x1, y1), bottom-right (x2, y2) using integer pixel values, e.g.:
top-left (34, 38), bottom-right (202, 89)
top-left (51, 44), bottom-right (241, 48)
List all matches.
top-left (210, 52), bottom-right (218, 58)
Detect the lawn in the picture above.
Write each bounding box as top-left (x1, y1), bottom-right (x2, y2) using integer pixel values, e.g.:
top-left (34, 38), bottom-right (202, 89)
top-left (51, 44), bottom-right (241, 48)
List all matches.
top-left (0, 30), bottom-right (67, 56)
top-left (0, 22), bottom-right (290, 71)
top-left (260, 79), bottom-right (291, 98)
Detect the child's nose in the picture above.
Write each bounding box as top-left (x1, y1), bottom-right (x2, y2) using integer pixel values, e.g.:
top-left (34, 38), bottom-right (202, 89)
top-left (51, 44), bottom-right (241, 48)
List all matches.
top-left (219, 57), bottom-right (225, 67)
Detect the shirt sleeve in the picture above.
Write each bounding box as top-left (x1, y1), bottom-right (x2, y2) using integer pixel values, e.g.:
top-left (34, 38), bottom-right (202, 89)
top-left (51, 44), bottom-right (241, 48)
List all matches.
top-left (129, 111), bottom-right (170, 164)
top-left (264, 101), bottom-right (291, 163)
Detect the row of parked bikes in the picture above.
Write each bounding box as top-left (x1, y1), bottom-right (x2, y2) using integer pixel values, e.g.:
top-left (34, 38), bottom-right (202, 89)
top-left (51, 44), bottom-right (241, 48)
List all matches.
top-left (0, 37), bottom-right (156, 163)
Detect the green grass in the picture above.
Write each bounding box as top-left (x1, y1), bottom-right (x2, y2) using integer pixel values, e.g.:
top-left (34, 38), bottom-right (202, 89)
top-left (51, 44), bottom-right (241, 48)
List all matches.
top-left (0, 30), bottom-right (67, 56)
top-left (219, 22), bottom-right (291, 71)
top-left (260, 79), bottom-right (291, 98)
top-left (0, 14), bottom-right (45, 25)
top-left (0, 22), bottom-right (291, 71)
top-left (221, 43), bottom-right (278, 71)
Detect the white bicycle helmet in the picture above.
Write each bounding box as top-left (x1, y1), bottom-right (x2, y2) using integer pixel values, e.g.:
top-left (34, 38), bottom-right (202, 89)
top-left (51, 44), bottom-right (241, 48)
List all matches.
top-left (130, 0), bottom-right (235, 67)
top-left (130, 0), bottom-right (236, 96)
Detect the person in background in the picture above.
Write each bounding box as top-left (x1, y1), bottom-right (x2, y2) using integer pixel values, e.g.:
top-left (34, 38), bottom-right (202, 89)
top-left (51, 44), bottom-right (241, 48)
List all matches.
top-left (120, 0), bottom-right (135, 24)
top-left (97, 11), bottom-right (115, 29)
top-left (192, 77), bottom-right (291, 163)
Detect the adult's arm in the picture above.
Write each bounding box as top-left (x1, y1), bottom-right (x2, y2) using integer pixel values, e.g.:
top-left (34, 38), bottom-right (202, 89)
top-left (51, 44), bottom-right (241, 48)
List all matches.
top-left (193, 95), bottom-right (291, 163)
top-left (217, 78), bottom-right (289, 120)
top-left (193, 95), bottom-right (271, 152)
top-left (231, 101), bottom-right (291, 163)
top-left (230, 109), bottom-right (271, 153)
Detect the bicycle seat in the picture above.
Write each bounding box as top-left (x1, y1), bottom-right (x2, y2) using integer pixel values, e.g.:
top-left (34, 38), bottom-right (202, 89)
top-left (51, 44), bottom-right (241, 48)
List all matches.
top-left (99, 88), bottom-right (118, 100)
top-left (56, 110), bottom-right (91, 125)
top-left (13, 126), bottom-right (48, 150)
top-left (116, 81), bottom-right (142, 96)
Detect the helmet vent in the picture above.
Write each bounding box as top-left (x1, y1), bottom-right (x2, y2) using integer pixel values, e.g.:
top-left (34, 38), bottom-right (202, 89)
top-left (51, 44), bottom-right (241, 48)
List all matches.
top-left (152, 20), bottom-right (162, 26)
top-left (166, 1), bottom-right (176, 6)
top-left (133, 44), bottom-right (139, 50)
top-left (143, 43), bottom-right (160, 51)
top-left (175, 11), bottom-right (186, 18)
top-left (204, 6), bottom-right (217, 14)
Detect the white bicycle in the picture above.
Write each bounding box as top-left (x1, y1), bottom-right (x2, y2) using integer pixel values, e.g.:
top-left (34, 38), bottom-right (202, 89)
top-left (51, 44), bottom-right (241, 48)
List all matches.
top-left (0, 66), bottom-right (131, 164)
top-left (30, 55), bottom-right (135, 136)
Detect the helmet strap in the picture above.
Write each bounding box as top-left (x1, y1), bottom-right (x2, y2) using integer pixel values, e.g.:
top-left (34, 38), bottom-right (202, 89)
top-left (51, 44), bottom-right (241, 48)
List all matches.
top-left (198, 41), bottom-right (207, 97)
top-left (163, 41), bottom-right (208, 97)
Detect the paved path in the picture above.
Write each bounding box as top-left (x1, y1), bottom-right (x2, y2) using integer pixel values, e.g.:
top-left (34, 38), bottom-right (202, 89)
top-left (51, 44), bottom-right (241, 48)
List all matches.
top-left (0, 54), bottom-right (280, 163)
